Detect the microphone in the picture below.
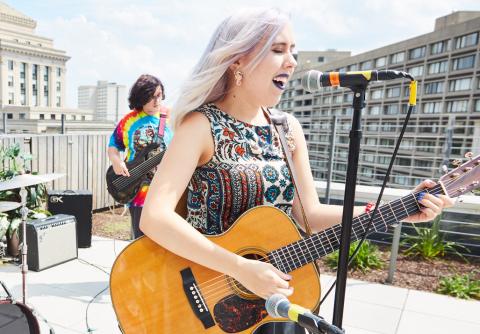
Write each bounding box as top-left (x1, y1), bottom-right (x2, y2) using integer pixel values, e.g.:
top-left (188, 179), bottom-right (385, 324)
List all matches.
top-left (265, 294), bottom-right (344, 334)
top-left (301, 70), bottom-right (414, 91)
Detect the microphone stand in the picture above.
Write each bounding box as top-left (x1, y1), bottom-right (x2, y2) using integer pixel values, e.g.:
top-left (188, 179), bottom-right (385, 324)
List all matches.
top-left (332, 84), bottom-right (367, 329)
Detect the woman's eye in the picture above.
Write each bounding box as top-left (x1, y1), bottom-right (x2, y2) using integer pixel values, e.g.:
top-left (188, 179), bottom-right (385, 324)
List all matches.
top-left (272, 49), bottom-right (284, 54)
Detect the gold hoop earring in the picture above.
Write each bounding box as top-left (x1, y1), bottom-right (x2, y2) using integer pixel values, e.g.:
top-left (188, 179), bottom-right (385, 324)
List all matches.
top-left (234, 70), bottom-right (243, 86)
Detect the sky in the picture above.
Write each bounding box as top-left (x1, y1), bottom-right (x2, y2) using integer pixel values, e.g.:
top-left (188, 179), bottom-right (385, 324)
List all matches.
top-left (9, 0), bottom-right (480, 108)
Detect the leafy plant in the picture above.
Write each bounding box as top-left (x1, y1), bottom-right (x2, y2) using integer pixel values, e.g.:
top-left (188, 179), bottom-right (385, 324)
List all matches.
top-left (437, 272), bottom-right (480, 300)
top-left (402, 215), bottom-right (467, 261)
top-left (325, 240), bottom-right (384, 273)
top-left (0, 143), bottom-right (49, 241)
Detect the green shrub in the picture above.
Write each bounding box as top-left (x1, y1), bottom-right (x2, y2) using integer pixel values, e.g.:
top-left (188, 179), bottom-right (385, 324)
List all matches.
top-left (437, 273), bottom-right (480, 300)
top-left (325, 240), bottom-right (384, 273)
top-left (402, 215), bottom-right (467, 261)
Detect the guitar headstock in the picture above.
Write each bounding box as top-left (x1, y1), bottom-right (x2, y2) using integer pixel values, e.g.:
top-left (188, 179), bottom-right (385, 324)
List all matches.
top-left (439, 153), bottom-right (480, 198)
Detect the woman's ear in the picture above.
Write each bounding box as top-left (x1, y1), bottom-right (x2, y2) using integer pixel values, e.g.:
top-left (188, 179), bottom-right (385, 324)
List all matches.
top-left (229, 60), bottom-right (241, 72)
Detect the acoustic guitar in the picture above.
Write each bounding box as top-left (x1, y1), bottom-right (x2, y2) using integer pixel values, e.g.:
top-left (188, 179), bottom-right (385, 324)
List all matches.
top-left (110, 154), bottom-right (479, 333)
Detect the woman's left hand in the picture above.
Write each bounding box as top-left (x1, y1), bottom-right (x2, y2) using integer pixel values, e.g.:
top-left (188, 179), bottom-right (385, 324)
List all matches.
top-left (402, 179), bottom-right (455, 223)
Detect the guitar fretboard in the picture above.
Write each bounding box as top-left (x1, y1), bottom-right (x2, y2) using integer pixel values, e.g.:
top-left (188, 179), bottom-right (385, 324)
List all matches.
top-left (267, 184), bottom-right (443, 274)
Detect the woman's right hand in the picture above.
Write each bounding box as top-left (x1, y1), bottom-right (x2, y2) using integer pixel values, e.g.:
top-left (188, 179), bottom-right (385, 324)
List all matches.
top-left (113, 161), bottom-right (130, 177)
top-left (233, 258), bottom-right (293, 299)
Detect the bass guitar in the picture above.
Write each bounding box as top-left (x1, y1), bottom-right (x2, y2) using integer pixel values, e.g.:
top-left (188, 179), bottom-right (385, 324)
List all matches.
top-left (110, 154), bottom-right (480, 333)
top-left (106, 143), bottom-right (166, 204)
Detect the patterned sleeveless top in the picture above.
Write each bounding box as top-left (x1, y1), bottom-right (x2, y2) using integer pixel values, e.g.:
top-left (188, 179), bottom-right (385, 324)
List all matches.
top-left (186, 104), bottom-right (294, 235)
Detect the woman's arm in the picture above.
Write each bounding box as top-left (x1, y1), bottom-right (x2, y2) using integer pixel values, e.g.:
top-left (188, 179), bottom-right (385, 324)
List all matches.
top-left (287, 114), bottom-right (453, 232)
top-left (140, 112), bottom-right (292, 298)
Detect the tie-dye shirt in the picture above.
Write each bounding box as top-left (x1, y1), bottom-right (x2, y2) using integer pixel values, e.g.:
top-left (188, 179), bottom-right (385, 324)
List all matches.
top-left (108, 107), bottom-right (173, 207)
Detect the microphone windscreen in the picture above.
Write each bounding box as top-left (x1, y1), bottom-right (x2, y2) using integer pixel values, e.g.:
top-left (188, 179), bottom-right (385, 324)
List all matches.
top-left (265, 294), bottom-right (288, 318)
top-left (301, 70), bottom-right (322, 92)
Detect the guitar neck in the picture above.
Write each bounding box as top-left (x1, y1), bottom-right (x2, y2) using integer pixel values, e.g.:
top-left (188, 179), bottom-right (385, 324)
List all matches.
top-left (121, 150), bottom-right (167, 183)
top-left (267, 184), bottom-right (444, 273)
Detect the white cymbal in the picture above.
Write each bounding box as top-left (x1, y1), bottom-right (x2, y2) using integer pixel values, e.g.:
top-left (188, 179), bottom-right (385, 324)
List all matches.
top-left (0, 201), bottom-right (22, 213)
top-left (0, 173), bottom-right (65, 192)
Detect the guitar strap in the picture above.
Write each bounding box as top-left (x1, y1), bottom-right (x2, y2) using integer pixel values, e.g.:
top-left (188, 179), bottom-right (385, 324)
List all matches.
top-left (266, 107), bottom-right (322, 314)
top-left (156, 107), bottom-right (168, 146)
top-left (266, 107), bottom-right (313, 236)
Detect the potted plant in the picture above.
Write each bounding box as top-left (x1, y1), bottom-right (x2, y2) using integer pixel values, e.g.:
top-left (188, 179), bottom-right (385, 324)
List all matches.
top-left (0, 143), bottom-right (50, 258)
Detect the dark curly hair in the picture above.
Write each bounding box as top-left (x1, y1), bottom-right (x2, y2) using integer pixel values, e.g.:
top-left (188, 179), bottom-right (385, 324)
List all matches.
top-left (128, 74), bottom-right (165, 110)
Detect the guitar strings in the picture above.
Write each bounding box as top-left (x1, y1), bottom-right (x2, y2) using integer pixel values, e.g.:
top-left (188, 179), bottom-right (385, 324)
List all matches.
top-left (193, 174), bottom-right (471, 302)
top-left (198, 182), bottom-right (467, 304)
top-left (112, 150), bottom-right (166, 188)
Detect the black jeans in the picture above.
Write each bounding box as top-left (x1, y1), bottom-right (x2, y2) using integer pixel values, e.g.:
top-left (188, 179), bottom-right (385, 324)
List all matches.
top-left (254, 322), bottom-right (305, 334)
top-left (128, 206), bottom-right (144, 239)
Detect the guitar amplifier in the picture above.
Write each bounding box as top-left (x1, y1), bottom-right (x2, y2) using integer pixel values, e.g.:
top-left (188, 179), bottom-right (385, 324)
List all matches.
top-left (24, 214), bottom-right (78, 271)
top-left (48, 190), bottom-right (93, 248)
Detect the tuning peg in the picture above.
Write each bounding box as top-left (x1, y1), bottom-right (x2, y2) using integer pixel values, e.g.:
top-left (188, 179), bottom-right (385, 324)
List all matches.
top-left (441, 165), bottom-right (449, 174)
top-left (464, 152), bottom-right (473, 160)
top-left (452, 159), bottom-right (462, 167)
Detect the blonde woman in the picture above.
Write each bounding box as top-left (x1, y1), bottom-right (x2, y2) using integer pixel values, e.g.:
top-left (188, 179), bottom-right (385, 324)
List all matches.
top-left (141, 8), bottom-right (452, 333)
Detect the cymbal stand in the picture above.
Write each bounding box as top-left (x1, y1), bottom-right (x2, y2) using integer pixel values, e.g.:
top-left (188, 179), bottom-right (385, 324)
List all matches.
top-left (19, 187), bottom-right (29, 304)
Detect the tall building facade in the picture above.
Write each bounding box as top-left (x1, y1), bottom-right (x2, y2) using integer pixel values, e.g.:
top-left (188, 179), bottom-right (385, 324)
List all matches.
top-left (279, 11), bottom-right (480, 188)
top-left (78, 81), bottom-right (127, 122)
top-left (0, 2), bottom-right (68, 110)
top-left (0, 2), bottom-right (116, 133)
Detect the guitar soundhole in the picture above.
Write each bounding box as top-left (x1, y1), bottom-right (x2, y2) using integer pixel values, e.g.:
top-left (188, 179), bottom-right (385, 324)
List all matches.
top-left (227, 252), bottom-right (268, 299)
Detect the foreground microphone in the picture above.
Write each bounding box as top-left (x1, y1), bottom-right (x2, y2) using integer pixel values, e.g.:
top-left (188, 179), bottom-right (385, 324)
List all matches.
top-left (301, 70), bottom-right (414, 91)
top-left (266, 294), bottom-right (344, 334)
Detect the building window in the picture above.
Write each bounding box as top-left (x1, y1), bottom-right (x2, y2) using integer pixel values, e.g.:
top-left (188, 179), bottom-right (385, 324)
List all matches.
top-left (322, 96), bottom-right (331, 104)
top-left (8, 92), bottom-right (14, 104)
top-left (343, 93), bottom-right (353, 103)
top-left (57, 67), bottom-right (61, 77)
top-left (19, 113), bottom-right (26, 120)
top-left (32, 64), bottom-right (38, 80)
top-left (82, 116), bottom-right (86, 121)
top-left (8, 75), bottom-right (13, 87)
top-left (408, 65), bottom-right (423, 77)
top-left (7, 60), bottom-right (13, 71)
top-left (7, 113), bottom-right (13, 119)
top-left (390, 51), bottom-right (405, 64)
top-left (423, 102), bottom-right (443, 113)
top-left (455, 32), bottom-right (478, 49)
top-left (369, 105), bottom-right (381, 115)
top-left (348, 64), bottom-right (358, 71)
top-left (39, 114), bottom-right (45, 120)
top-left (375, 57), bottom-right (386, 67)
top-left (409, 46), bottom-right (426, 59)
top-left (56, 82), bottom-right (61, 92)
top-left (50, 114), bottom-right (56, 120)
top-left (452, 55), bottom-right (475, 71)
top-left (475, 99), bottom-right (480, 112)
top-left (332, 95), bottom-right (342, 104)
top-left (386, 86), bottom-right (401, 98)
top-left (56, 96), bottom-right (61, 107)
top-left (424, 81), bottom-right (444, 94)
top-left (370, 89), bottom-right (383, 99)
top-left (447, 100), bottom-right (468, 113)
top-left (384, 104), bottom-right (399, 115)
top-left (448, 78), bottom-right (472, 92)
top-left (430, 40), bottom-right (450, 54)
top-left (44, 66), bottom-right (49, 81)
top-left (360, 60), bottom-right (372, 70)
top-left (427, 60), bottom-right (448, 74)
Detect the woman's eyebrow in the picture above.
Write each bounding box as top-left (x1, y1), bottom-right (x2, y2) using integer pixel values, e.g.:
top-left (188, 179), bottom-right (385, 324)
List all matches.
top-left (272, 42), bottom-right (296, 49)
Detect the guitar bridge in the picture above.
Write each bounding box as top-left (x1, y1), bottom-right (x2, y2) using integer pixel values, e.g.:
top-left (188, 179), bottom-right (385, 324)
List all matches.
top-left (180, 268), bottom-right (215, 329)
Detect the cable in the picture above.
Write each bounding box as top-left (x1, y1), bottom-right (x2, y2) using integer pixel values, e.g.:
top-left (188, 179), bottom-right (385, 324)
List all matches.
top-left (320, 80), bottom-right (418, 306)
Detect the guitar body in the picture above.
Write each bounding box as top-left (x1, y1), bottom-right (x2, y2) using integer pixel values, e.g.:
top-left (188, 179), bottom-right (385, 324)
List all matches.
top-left (106, 143), bottom-right (161, 204)
top-left (110, 206), bottom-right (321, 334)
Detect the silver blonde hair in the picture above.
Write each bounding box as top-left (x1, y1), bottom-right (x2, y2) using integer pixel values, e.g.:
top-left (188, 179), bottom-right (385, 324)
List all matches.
top-left (172, 7), bottom-right (290, 129)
